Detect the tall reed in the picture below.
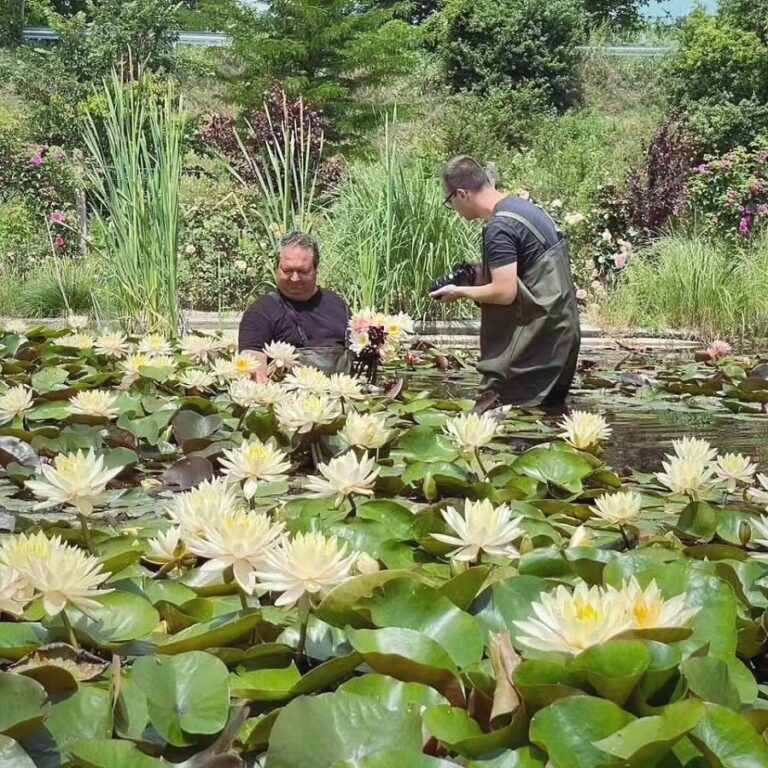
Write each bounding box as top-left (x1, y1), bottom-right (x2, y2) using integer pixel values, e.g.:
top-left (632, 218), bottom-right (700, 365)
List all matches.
top-left (82, 70), bottom-right (185, 336)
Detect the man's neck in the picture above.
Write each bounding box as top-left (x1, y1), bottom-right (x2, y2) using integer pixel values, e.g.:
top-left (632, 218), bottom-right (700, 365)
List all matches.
top-left (475, 188), bottom-right (509, 221)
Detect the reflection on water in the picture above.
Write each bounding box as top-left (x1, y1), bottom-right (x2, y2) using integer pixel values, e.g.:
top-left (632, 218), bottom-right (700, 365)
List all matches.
top-left (402, 364), bottom-right (768, 475)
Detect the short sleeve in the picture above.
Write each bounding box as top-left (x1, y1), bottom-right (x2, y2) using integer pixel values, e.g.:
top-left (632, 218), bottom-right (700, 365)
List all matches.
top-left (238, 297), bottom-right (278, 352)
top-left (484, 221), bottom-right (519, 270)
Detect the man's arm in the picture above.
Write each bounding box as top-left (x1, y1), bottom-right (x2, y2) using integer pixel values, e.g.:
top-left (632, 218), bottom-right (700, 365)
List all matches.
top-left (431, 263), bottom-right (518, 305)
top-left (238, 301), bottom-right (275, 382)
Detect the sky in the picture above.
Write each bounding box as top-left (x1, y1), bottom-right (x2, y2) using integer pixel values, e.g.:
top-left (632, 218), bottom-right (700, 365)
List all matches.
top-left (643, 0), bottom-right (717, 19)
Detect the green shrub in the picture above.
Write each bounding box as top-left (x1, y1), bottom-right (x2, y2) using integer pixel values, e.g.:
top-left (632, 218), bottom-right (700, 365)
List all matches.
top-left (440, 0), bottom-right (585, 111)
top-left (667, 11), bottom-right (768, 109)
top-left (683, 99), bottom-right (768, 157)
top-left (0, 198), bottom-right (48, 277)
top-left (582, 0), bottom-right (649, 29)
top-left (718, 0), bottom-right (768, 42)
top-left (0, 0), bottom-right (23, 44)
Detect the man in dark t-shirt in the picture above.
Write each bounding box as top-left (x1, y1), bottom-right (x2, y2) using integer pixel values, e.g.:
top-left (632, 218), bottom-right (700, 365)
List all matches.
top-left (431, 155), bottom-right (580, 409)
top-left (238, 232), bottom-right (349, 375)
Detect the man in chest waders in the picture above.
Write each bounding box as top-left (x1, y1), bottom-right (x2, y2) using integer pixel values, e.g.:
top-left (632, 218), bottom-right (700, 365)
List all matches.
top-left (430, 155), bottom-right (580, 411)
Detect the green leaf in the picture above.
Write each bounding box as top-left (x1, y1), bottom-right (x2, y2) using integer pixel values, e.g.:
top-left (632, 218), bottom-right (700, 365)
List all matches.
top-left (0, 623), bottom-right (50, 662)
top-left (0, 735), bottom-right (36, 768)
top-left (132, 651), bottom-right (230, 747)
top-left (157, 611), bottom-right (261, 655)
top-left (395, 426), bottom-right (458, 462)
top-left (333, 751), bottom-right (457, 767)
top-left (356, 500), bottom-right (416, 539)
top-left (513, 660), bottom-right (586, 712)
top-left (572, 640), bottom-right (650, 706)
top-left (290, 652), bottom-right (364, 696)
top-left (69, 740), bottom-right (166, 768)
top-left (472, 575), bottom-right (551, 636)
top-left (514, 445), bottom-right (595, 493)
top-left (530, 696), bottom-right (634, 768)
top-left (368, 580), bottom-right (484, 668)
top-left (346, 627), bottom-right (459, 697)
top-left (677, 502), bottom-right (717, 542)
top-left (265, 690), bottom-right (423, 768)
top-left (0, 673), bottom-right (48, 741)
top-left (171, 410), bottom-right (223, 446)
top-left (689, 703), bottom-right (768, 767)
top-left (66, 591), bottom-right (160, 648)
top-left (593, 700), bottom-right (704, 767)
top-left (466, 748), bottom-right (547, 767)
top-left (338, 673), bottom-right (449, 710)
top-left (31, 367), bottom-right (69, 393)
top-left (230, 664), bottom-right (303, 702)
top-left (681, 657), bottom-right (741, 710)
top-left (439, 566), bottom-right (491, 611)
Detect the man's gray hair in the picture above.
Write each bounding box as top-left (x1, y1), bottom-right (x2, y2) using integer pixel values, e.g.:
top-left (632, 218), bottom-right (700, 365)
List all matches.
top-left (441, 155), bottom-right (490, 193)
top-left (279, 231), bottom-right (320, 268)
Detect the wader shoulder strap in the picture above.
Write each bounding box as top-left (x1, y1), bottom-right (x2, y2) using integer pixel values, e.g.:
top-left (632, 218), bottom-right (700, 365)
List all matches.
top-left (492, 211), bottom-right (548, 247)
top-left (269, 291), bottom-right (309, 346)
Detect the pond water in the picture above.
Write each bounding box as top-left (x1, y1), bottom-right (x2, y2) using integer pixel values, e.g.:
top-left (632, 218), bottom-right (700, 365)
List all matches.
top-left (405, 359), bottom-right (768, 474)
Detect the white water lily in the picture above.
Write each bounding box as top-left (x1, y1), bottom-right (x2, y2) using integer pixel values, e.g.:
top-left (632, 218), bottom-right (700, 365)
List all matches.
top-left (354, 552), bottom-right (381, 575)
top-left (179, 368), bottom-right (216, 390)
top-left (4, 319), bottom-right (27, 335)
top-left (381, 312), bottom-right (414, 341)
top-left (94, 332), bottom-right (129, 358)
top-left (220, 439), bottom-right (292, 499)
top-left (285, 365), bottom-right (330, 393)
top-left (231, 352), bottom-right (263, 378)
top-left (229, 378), bottom-right (286, 408)
top-left (656, 455), bottom-right (716, 497)
top-left (0, 385), bottom-right (34, 424)
top-left (559, 411), bottom-right (612, 450)
top-left (66, 314), bottom-right (89, 331)
top-left (749, 514), bottom-right (768, 548)
top-left (210, 357), bottom-right (239, 382)
top-left (165, 477), bottom-right (239, 536)
top-left (431, 498), bottom-right (524, 562)
top-left (143, 526), bottom-right (189, 566)
top-left (305, 451), bottom-right (380, 506)
top-left (327, 373), bottom-right (364, 402)
top-left (58, 332), bottom-right (95, 350)
top-left (0, 565), bottom-right (31, 617)
top-left (253, 531), bottom-right (357, 608)
top-left (138, 334), bottom-right (173, 356)
top-left (590, 490), bottom-right (643, 524)
top-left (671, 437), bottom-right (717, 464)
top-left (120, 353), bottom-right (155, 387)
top-left (616, 577), bottom-right (699, 630)
top-left (714, 453), bottom-right (757, 492)
top-left (749, 474), bottom-right (768, 509)
top-left (148, 355), bottom-right (177, 371)
top-left (443, 413), bottom-right (498, 456)
top-left (25, 449), bottom-right (123, 517)
top-left (274, 394), bottom-right (342, 434)
top-left (181, 334), bottom-right (225, 362)
top-left (513, 582), bottom-right (633, 655)
top-left (264, 341), bottom-right (299, 371)
top-left (68, 390), bottom-right (120, 419)
top-left (186, 507), bottom-right (284, 592)
top-left (2, 533), bottom-right (111, 616)
top-left (340, 412), bottom-right (393, 450)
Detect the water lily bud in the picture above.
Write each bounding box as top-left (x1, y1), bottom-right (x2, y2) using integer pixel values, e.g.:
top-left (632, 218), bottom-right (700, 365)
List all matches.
top-left (355, 552), bottom-right (381, 575)
top-left (568, 525), bottom-right (594, 548)
top-left (739, 520), bottom-right (752, 546)
top-left (450, 557), bottom-right (469, 577)
top-left (518, 535), bottom-right (534, 555)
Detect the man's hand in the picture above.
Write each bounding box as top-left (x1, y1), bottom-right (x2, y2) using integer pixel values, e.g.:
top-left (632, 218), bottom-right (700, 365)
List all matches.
top-left (430, 284), bottom-right (466, 303)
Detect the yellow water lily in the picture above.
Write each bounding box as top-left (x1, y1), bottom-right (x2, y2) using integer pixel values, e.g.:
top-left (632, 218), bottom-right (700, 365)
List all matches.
top-left (615, 577), bottom-right (699, 630)
top-left (340, 412), bottom-right (393, 450)
top-left (285, 365), bottom-right (330, 394)
top-left (220, 438), bottom-right (292, 499)
top-left (68, 390), bottom-right (120, 419)
top-left (274, 394), bottom-right (342, 434)
top-left (165, 477), bottom-right (239, 536)
top-left (305, 451), bottom-right (380, 506)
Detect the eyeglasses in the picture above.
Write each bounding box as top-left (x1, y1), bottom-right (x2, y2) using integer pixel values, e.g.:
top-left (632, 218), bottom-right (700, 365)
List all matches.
top-left (443, 189), bottom-right (459, 209)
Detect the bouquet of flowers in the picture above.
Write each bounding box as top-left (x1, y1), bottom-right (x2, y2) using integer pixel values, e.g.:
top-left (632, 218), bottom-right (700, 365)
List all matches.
top-left (348, 310), bottom-right (413, 383)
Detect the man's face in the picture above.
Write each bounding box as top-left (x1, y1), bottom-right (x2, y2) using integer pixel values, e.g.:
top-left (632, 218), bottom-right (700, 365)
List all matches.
top-left (277, 245), bottom-right (318, 301)
top-left (443, 183), bottom-right (477, 221)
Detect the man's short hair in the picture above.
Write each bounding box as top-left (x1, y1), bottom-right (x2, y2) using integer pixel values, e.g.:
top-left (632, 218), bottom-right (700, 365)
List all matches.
top-left (278, 231), bottom-right (320, 269)
top-left (441, 155), bottom-right (490, 193)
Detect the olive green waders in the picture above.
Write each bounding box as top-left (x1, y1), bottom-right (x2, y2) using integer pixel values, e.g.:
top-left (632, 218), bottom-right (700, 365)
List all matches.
top-left (476, 211), bottom-right (581, 407)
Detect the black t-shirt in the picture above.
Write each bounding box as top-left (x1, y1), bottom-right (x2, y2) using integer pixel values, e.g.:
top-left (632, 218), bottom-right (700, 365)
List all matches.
top-left (238, 289), bottom-right (350, 351)
top-left (483, 196), bottom-right (560, 277)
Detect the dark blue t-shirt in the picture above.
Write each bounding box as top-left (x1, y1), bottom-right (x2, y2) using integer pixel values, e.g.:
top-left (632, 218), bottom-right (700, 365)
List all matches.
top-left (483, 196), bottom-right (560, 277)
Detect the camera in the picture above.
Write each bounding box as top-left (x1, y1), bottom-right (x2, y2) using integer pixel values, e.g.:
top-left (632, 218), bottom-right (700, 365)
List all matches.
top-left (428, 261), bottom-right (476, 295)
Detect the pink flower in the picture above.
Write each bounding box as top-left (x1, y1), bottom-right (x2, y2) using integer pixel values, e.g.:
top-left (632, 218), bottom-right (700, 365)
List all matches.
top-left (739, 217), bottom-right (752, 236)
top-left (54, 236), bottom-right (65, 248)
top-left (758, 204), bottom-right (768, 215)
top-left (30, 155), bottom-right (43, 166)
top-left (614, 253), bottom-right (628, 269)
top-left (751, 180), bottom-right (764, 194)
top-left (576, 288), bottom-right (587, 300)
top-left (51, 211), bottom-right (65, 225)
top-left (350, 317), bottom-right (371, 334)
top-left (696, 164), bottom-right (711, 175)
top-left (403, 351), bottom-right (421, 365)
top-left (706, 340), bottom-right (732, 359)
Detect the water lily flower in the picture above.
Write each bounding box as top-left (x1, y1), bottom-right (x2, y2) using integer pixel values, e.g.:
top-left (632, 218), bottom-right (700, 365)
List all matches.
top-left (25, 449), bottom-right (123, 517)
top-left (181, 334), bottom-right (225, 362)
top-left (120, 353), bottom-right (155, 387)
top-left (340, 412), bottom-right (393, 450)
top-left (512, 582), bottom-right (633, 655)
top-left (264, 341), bottom-right (299, 371)
top-left (94, 332), bottom-right (129, 358)
top-left (615, 577), bottom-right (699, 630)
top-left (354, 552), bottom-right (381, 575)
top-left (231, 352), bottom-right (263, 378)
top-left (304, 451), bottom-right (380, 507)
top-left (431, 498), bottom-right (524, 562)
top-left (443, 412), bottom-right (498, 457)
top-left (714, 453), bottom-right (757, 492)
top-left (0, 385), bottom-right (34, 424)
top-left (229, 378), bottom-right (286, 408)
top-left (179, 368), bottom-right (216, 390)
top-left (57, 333), bottom-right (95, 350)
top-left (143, 526), bottom-right (191, 567)
top-left (285, 365), bottom-right (330, 394)
top-left (327, 373), bottom-right (364, 402)
top-left (590, 490), bottom-right (643, 524)
top-left (252, 531), bottom-right (357, 608)
top-left (68, 390), bottom-right (120, 419)
top-left (706, 340), bottom-right (732, 360)
top-left (749, 513), bottom-right (768, 548)
top-left (656, 455), bottom-right (716, 498)
top-left (274, 394), bottom-right (342, 434)
top-left (558, 410), bottom-right (611, 450)
top-left (137, 334), bottom-right (173, 356)
top-left (4, 319), bottom-right (27, 335)
top-left (748, 474), bottom-right (768, 509)
top-left (220, 438), bottom-right (292, 499)
top-left (185, 507), bottom-right (284, 592)
top-left (0, 565), bottom-right (32, 617)
top-left (671, 437), bottom-right (717, 464)
top-left (165, 477), bottom-right (239, 535)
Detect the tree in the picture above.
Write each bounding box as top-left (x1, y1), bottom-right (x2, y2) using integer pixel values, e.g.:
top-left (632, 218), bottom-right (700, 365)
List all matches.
top-left (582, 0), bottom-right (650, 29)
top-left (223, 0), bottom-right (416, 145)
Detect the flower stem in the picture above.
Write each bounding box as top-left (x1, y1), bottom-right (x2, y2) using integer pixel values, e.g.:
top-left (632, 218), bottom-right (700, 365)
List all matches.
top-left (79, 514), bottom-right (95, 554)
top-left (239, 588), bottom-right (250, 612)
top-left (297, 593), bottom-right (311, 660)
top-left (474, 449), bottom-right (488, 480)
top-left (61, 610), bottom-right (79, 649)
